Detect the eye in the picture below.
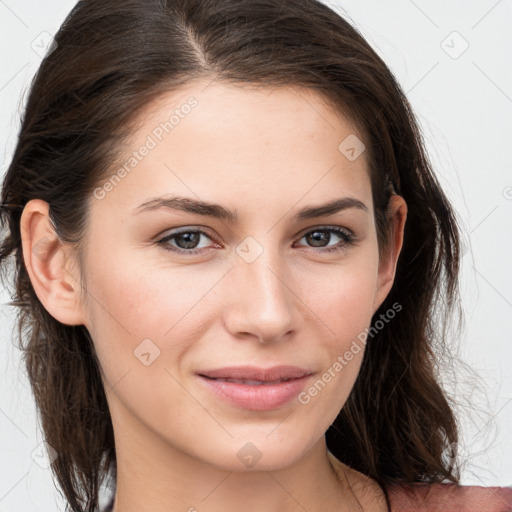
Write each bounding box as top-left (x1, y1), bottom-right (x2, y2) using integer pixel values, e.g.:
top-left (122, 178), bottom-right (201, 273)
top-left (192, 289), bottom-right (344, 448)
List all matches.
top-left (294, 227), bottom-right (356, 253)
top-left (157, 228), bottom-right (218, 255)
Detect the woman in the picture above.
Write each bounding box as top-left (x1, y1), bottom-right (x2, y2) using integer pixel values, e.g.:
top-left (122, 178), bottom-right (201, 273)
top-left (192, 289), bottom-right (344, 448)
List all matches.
top-left (1, 0), bottom-right (510, 511)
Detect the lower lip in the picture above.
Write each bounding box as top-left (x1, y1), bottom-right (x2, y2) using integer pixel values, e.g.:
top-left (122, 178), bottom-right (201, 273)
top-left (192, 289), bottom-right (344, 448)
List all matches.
top-left (197, 375), bottom-right (312, 411)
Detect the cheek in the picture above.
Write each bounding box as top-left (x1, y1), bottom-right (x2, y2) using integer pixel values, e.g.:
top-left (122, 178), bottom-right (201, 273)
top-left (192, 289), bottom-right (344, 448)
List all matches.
top-left (82, 248), bottom-right (231, 379)
top-left (82, 254), bottom-right (222, 436)
top-left (305, 257), bottom-right (378, 340)
top-left (298, 259), bottom-right (379, 412)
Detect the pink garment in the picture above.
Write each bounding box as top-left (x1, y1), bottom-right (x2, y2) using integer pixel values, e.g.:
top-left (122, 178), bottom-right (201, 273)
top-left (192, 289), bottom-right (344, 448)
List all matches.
top-left (385, 483), bottom-right (512, 512)
top-left (103, 484), bottom-right (512, 511)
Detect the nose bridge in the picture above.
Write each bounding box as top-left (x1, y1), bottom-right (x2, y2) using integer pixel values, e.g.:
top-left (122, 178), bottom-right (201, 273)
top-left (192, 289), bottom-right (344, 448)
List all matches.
top-left (225, 236), bottom-right (298, 342)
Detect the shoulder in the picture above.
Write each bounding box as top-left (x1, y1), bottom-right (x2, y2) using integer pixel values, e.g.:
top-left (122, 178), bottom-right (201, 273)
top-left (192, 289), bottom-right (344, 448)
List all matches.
top-left (384, 482), bottom-right (512, 512)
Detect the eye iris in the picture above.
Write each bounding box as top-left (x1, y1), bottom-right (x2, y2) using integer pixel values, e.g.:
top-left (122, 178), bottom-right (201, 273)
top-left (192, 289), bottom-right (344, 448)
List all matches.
top-left (306, 230), bottom-right (330, 247)
top-left (176, 232), bottom-right (200, 249)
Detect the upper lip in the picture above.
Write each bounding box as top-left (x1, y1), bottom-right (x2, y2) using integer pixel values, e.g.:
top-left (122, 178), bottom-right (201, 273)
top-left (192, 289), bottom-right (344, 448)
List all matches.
top-left (197, 365), bottom-right (313, 381)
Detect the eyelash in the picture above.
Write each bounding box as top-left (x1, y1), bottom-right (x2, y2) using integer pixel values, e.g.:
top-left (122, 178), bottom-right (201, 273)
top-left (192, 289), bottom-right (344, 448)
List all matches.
top-left (156, 226), bottom-right (356, 255)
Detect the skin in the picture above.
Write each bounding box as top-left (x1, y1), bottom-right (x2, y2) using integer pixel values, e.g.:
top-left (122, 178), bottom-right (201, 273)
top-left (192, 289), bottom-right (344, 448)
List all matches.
top-left (20, 80), bottom-right (407, 512)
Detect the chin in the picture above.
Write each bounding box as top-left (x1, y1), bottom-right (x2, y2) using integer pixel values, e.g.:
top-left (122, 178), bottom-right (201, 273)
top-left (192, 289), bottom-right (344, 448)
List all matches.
top-left (194, 437), bottom-right (312, 473)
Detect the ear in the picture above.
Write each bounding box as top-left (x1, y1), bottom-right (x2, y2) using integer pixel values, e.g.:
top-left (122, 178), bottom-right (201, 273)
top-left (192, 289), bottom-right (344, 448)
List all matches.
top-left (372, 194), bottom-right (407, 314)
top-left (20, 199), bottom-right (87, 325)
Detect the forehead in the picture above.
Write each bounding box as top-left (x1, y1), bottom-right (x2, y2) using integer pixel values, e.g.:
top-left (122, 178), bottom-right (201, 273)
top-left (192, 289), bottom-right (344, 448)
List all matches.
top-left (94, 80), bottom-right (372, 219)
top-left (138, 80), bottom-right (365, 148)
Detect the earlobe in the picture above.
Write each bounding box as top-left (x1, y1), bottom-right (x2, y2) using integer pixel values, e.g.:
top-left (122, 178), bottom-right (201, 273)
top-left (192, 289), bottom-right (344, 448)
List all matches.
top-left (20, 199), bottom-right (86, 326)
top-left (373, 195), bottom-right (408, 313)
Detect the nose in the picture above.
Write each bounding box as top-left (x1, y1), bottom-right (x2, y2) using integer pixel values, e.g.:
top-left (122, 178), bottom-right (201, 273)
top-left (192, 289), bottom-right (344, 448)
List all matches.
top-left (223, 249), bottom-right (301, 344)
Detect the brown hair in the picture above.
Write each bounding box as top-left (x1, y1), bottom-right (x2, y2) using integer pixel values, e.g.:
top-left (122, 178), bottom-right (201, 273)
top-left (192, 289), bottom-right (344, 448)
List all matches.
top-left (0, 0), bottom-right (463, 510)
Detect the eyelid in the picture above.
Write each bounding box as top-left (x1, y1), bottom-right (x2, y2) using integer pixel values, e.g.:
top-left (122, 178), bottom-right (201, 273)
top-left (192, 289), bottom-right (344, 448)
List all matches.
top-left (159, 225), bottom-right (217, 238)
top-left (294, 224), bottom-right (354, 240)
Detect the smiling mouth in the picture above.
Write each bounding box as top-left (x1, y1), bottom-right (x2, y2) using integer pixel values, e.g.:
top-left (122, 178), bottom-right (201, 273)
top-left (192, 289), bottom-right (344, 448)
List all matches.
top-left (197, 373), bottom-right (312, 411)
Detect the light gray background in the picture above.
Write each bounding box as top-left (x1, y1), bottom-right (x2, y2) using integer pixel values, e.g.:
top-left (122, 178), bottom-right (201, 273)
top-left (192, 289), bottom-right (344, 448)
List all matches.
top-left (1, 1), bottom-right (511, 510)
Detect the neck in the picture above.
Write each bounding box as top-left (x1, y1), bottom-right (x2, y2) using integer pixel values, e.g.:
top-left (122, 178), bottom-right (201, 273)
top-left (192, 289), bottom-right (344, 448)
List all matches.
top-left (110, 432), bottom-right (360, 511)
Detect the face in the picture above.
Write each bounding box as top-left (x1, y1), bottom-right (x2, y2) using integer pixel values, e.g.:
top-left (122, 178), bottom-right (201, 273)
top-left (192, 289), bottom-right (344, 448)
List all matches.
top-left (71, 80), bottom-right (402, 471)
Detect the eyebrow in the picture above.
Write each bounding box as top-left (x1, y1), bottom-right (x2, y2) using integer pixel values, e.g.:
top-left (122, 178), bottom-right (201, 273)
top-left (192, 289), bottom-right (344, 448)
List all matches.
top-left (134, 195), bottom-right (368, 222)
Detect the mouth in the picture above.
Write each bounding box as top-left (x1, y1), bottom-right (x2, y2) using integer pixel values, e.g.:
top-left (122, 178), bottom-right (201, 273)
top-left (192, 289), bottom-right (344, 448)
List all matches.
top-left (196, 366), bottom-right (313, 411)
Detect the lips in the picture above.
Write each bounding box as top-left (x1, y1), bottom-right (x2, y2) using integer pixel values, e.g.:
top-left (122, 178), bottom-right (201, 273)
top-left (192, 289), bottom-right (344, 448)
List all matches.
top-left (196, 365), bottom-right (314, 411)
